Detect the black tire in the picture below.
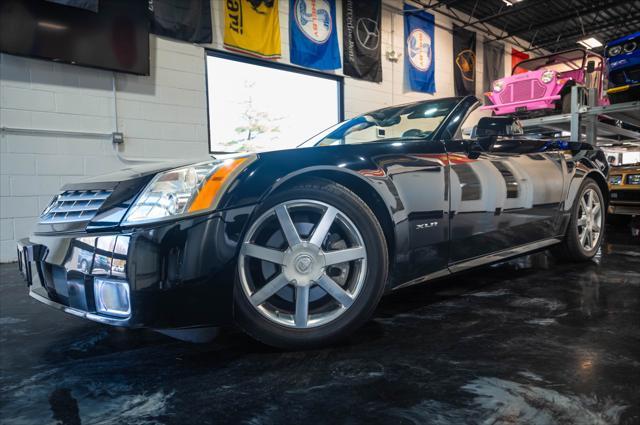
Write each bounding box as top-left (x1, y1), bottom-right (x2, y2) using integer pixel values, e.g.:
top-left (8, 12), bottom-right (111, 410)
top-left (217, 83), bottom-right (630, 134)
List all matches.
top-left (560, 86), bottom-right (589, 114)
top-left (234, 179), bottom-right (388, 350)
top-left (553, 178), bottom-right (605, 262)
top-left (560, 92), bottom-right (572, 114)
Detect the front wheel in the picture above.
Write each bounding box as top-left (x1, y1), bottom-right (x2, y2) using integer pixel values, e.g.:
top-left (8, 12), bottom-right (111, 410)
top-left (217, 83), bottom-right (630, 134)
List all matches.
top-left (554, 178), bottom-right (605, 261)
top-left (234, 179), bottom-right (388, 349)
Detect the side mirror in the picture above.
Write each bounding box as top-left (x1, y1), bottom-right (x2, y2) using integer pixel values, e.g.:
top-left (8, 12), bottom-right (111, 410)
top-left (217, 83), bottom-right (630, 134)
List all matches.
top-left (475, 116), bottom-right (523, 138)
top-left (587, 60), bottom-right (596, 73)
top-left (466, 137), bottom-right (494, 153)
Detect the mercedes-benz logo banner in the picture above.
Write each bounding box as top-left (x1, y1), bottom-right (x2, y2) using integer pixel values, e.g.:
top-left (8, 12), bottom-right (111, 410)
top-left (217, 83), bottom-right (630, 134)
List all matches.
top-left (342, 0), bottom-right (382, 82)
top-left (404, 4), bottom-right (436, 94)
top-left (289, 0), bottom-right (341, 70)
top-left (453, 25), bottom-right (476, 96)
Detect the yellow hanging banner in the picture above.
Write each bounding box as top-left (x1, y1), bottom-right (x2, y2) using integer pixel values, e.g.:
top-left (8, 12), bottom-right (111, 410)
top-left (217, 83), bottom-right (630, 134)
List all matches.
top-left (224, 0), bottom-right (282, 59)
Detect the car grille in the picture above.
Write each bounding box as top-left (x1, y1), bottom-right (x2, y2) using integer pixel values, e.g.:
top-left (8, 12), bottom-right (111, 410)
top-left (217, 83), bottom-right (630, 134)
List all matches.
top-left (500, 79), bottom-right (546, 103)
top-left (40, 189), bottom-right (112, 224)
top-left (610, 189), bottom-right (640, 203)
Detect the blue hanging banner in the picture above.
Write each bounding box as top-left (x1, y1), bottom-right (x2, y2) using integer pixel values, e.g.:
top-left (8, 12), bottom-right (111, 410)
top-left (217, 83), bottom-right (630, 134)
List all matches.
top-left (290, 0), bottom-right (341, 70)
top-left (404, 4), bottom-right (436, 94)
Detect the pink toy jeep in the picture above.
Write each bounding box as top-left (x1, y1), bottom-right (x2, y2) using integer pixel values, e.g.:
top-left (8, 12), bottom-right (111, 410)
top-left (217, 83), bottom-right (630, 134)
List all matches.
top-left (483, 48), bottom-right (607, 116)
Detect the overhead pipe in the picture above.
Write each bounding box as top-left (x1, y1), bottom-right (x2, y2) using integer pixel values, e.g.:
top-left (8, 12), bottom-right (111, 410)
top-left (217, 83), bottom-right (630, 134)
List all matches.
top-left (522, 14), bottom-right (640, 53)
top-left (456, 0), bottom-right (551, 29)
top-left (492, 0), bottom-right (638, 42)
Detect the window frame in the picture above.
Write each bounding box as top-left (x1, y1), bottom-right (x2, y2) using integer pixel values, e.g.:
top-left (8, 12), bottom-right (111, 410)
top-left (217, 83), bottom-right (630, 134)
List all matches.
top-left (204, 48), bottom-right (345, 154)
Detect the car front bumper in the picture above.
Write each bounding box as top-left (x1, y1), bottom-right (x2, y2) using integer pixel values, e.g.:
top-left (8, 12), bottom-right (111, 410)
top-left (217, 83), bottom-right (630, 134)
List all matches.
top-left (608, 188), bottom-right (640, 216)
top-left (481, 94), bottom-right (561, 115)
top-left (17, 205), bottom-right (255, 329)
top-left (607, 82), bottom-right (640, 103)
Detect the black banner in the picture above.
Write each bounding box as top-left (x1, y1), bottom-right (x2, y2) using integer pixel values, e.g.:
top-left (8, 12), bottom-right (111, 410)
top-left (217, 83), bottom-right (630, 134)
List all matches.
top-left (483, 41), bottom-right (504, 92)
top-left (46, 0), bottom-right (98, 12)
top-left (453, 25), bottom-right (476, 96)
top-left (150, 0), bottom-right (212, 44)
top-left (342, 0), bottom-right (382, 82)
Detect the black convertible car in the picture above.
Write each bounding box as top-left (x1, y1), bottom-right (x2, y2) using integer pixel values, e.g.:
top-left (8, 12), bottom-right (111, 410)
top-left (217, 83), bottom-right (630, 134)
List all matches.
top-left (17, 96), bottom-right (608, 349)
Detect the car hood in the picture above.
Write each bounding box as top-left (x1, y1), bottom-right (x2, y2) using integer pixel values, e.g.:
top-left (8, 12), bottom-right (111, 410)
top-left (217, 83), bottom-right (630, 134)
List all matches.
top-left (75, 158), bottom-right (212, 185)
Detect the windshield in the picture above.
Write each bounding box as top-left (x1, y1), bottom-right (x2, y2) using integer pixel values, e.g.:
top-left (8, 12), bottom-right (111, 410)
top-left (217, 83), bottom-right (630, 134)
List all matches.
top-left (513, 49), bottom-right (586, 74)
top-left (301, 98), bottom-right (460, 147)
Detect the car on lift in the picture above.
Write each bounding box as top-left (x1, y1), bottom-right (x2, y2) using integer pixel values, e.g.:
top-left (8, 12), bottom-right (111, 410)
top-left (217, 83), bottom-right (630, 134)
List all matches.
top-left (17, 96), bottom-right (609, 349)
top-left (605, 31), bottom-right (640, 104)
top-left (483, 48), bottom-right (606, 117)
top-left (608, 163), bottom-right (640, 216)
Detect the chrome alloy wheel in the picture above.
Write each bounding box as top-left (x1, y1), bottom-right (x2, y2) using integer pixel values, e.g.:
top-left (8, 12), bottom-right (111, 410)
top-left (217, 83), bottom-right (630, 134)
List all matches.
top-left (577, 188), bottom-right (603, 251)
top-left (238, 200), bottom-right (368, 329)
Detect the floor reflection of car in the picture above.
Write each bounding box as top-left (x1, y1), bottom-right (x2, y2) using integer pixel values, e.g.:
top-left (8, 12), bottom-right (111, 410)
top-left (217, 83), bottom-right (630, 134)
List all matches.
top-left (18, 96), bottom-right (609, 349)
top-left (483, 48), bottom-right (606, 116)
top-left (608, 164), bottom-right (640, 216)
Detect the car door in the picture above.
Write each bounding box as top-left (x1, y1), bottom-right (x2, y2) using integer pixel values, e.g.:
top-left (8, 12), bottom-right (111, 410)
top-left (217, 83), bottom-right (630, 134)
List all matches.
top-left (367, 141), bottom-right (451, 288)
top-left (443, 138), bottom-right (565, 264)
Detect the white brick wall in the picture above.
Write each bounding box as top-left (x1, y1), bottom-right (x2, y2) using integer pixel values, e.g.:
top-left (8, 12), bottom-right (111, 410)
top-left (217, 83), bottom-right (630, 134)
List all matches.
top-left (0, 0), bottom-right (532, 262)
top-left (0, 36), bottom-right (209, 262)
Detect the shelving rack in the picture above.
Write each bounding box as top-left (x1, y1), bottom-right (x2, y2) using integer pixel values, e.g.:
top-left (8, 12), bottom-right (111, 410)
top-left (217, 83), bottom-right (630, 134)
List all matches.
top-left (519, 86), bottom-right (640, 145)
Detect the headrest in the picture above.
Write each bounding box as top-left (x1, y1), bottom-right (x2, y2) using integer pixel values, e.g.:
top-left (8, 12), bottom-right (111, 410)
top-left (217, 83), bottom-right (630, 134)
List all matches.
top-left (474, 116), bottom-right (524, 138)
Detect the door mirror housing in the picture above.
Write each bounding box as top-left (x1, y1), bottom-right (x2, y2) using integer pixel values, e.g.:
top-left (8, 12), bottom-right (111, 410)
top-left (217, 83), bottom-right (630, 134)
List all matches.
top-left (474, 116), bottom-right (523, 138)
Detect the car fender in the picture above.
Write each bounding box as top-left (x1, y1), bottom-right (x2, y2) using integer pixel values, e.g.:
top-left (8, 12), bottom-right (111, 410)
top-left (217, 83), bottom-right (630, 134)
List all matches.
top-left (560, 147), bottom-right (608, 230)
top-left (217, 145), bottom-right (449, 285)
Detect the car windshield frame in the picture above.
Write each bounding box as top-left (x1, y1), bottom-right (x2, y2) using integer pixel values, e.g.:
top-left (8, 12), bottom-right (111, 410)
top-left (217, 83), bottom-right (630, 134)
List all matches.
top-left (300, 98), bottom-right (462, 148)
top-left (512, 49), bottom-right (587, 74)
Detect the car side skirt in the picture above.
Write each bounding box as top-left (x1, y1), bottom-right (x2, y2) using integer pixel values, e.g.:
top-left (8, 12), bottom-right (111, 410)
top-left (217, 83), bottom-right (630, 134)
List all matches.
top-left (392, 237), bottom-right (562, 291)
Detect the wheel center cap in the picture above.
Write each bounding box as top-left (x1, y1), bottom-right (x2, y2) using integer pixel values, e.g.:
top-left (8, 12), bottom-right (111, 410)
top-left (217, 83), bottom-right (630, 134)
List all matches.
top-left (283, 243), bottom-right (326, 285)
top-left (295, 254), bottom-right (314, 274)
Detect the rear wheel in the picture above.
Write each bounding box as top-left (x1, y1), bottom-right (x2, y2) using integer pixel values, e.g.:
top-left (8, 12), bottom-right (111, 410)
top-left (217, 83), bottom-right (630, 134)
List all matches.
top-left (554, 178), bottom-right (605, 261)
top-left (234, 179), bottom-right (388, 349)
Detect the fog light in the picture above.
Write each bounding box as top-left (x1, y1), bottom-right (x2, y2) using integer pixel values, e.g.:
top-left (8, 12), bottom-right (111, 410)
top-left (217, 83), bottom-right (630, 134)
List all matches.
top-left (94, 278), bottom-right (130, 317)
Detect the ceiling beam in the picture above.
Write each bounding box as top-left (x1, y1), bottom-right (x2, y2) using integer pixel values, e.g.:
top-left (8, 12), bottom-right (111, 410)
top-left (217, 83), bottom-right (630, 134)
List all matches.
top-left (492, 0), bottom-right (638, 42)
top-left (456, 0), bottom-right (551, 29)
top-left (412, 0), bottom-right (465, 11)
top-left (522, 14), bottom-right (640, 52)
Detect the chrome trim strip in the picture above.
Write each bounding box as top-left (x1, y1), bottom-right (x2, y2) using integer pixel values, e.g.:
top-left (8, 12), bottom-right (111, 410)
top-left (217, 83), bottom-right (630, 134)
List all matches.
top-left (393, 268), bottom-right (451, 291)
top-left (448, 238), bottom-right (561, 274)
top-left (29, 289), bottom-right (130, 327)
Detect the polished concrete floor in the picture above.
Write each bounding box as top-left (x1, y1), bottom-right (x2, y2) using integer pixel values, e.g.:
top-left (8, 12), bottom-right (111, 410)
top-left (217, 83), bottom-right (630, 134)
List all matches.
top-left (1, 226), bottom-right (638, 425)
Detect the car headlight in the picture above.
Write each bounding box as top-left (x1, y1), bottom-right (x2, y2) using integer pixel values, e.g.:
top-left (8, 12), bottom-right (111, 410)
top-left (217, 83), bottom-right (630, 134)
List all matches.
top-left (123, 156), bottom-right (254, 225)
top-left (608, 45), bottom-right (622, 57)
top-left (541, 70), bottom-right (554, 84)
top-left (493, 80), bottom-right (504, 92)
top-left (628, 174), bottom-right (640, 185)
top-left (624, 41), bottom-right (637, 53)
top-left (609, 175), bottom-right (622, 185)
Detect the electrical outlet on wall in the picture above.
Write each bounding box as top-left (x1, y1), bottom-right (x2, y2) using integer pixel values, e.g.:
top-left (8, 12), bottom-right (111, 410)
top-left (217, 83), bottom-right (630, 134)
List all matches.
top-left (386, 50), bottom-right (402, 62)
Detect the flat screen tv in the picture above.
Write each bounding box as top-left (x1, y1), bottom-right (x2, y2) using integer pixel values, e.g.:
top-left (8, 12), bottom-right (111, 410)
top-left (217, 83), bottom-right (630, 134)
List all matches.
top-left (0, 0), bottom-right (149, 75)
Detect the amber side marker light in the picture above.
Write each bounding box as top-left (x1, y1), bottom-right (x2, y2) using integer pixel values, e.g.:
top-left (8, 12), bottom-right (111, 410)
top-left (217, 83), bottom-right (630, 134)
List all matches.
top-left (188, 157), bottom-right (250, 213)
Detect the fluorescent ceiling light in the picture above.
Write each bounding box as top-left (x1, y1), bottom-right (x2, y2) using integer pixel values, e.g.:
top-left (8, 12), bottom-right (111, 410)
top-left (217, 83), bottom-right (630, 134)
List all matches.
top-left (37, 21), bottom-right (67, 31)
top-left (577, 37), bottom-right (603, 49)
top-left (502, 0), bottom-right (523, 6)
